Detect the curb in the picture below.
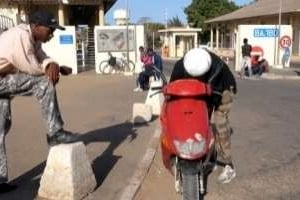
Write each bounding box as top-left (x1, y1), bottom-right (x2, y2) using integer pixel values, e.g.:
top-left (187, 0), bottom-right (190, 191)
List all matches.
top-left (261, 73), bottom-right (300, 80)
top-left (119, 125), bottom-right (161, 200)
top-left (235, 73), bottom-right (300, 81)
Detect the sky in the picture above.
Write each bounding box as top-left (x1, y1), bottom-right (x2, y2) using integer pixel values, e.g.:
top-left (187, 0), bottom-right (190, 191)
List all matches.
top-left (105, 0), bottom-right (252, 25)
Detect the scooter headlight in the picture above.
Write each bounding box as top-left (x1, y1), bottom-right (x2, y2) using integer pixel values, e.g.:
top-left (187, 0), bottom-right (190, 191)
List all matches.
top-left (173, 133), bottom-right (206, 159)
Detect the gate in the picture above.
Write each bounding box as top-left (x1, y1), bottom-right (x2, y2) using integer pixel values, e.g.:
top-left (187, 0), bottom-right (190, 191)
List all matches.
top-left (76, 25), bottom-right (95, 72)
top-left (0, 15), bottom-right (14, 33)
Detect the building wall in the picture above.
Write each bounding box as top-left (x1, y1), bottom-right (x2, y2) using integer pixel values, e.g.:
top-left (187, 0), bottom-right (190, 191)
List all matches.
top-left (292, 14), bottom-right (300, 56)
top-left (161, 30), bottom-right (200, 58)
top-left (0, 2), bottom-right (18, 25)
top-left (94, 25), bottom-right (145, 74)
top-left (212, 13), bottom-right (300, 56)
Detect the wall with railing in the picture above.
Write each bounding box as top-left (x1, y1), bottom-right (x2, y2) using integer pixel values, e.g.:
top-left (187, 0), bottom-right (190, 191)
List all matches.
top-left (0, 15), bottom-right (14, 33)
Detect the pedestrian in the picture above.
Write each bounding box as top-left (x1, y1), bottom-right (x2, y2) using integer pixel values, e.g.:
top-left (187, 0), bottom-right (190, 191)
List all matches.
top-left (148, 48), bottom-right (163, 79)
top-left (240, 38), bottom-right (252, 77)
top-left (251, 55), bottom-right (269, 76)
top-left (0, 10), bottom-right (78, 193)
top-left (134, 47), bottom-right (154, 92)
top-left (170, 48), bottom-right (237, 184)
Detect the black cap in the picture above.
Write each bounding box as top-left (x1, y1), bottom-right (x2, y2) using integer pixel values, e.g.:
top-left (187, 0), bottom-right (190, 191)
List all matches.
top-left (29, 10), bottom-right (65, 30)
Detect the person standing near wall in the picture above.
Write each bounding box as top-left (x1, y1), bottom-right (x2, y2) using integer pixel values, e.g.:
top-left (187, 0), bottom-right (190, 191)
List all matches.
top-left (241, 38), bottom-right (252, 77)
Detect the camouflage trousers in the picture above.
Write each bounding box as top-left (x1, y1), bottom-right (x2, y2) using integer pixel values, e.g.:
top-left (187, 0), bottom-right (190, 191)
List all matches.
top-left (212, 90), bottom-right (234, 165)
top-left (0, 73), bottom-right (64, 183)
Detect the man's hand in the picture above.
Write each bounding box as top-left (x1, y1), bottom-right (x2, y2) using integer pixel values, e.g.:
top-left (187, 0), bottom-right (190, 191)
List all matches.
top-left (45, 63), bottom-right (60, 85)
top-left (60, 66), bottom-right (72, 76)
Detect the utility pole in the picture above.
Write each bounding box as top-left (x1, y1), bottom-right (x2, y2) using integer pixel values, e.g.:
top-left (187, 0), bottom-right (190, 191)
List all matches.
top-left (164, 8), bottom-right (168, 46)
top-left (277, 0), bottom-right (282, 66)
top-left (126, 0), bottom-right (130, 69)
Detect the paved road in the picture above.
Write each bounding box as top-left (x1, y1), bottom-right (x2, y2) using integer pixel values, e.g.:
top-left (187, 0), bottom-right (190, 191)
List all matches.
top-left (135, 75), bottom-right (300, 200)
top-left (0, 72), bottom-right (157, 200)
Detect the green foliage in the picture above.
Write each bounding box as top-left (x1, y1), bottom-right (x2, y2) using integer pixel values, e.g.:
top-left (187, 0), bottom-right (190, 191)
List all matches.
top-left (184, 0), bottom-right (239, 41)
top-left (185, 0), bottom-right (239, 30)
top-left (143, 22), bottom-right (165, 48)
top-left (167, 16), bottom-right (184, 27)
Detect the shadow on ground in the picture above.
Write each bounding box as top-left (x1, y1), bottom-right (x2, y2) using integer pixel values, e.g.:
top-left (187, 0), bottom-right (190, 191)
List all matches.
top-left (0, 121), bottom-right (144, 199)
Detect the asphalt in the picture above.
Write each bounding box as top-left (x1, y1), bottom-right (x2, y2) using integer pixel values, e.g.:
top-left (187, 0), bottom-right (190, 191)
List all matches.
top-left (0, 72), bottom-right (158, 200)
top-left (134, 57), bottom-right (300, 200)
top-left (1, 55), bottom-right (299, 200)
top-left (133, 55), bottom-right (300, 200)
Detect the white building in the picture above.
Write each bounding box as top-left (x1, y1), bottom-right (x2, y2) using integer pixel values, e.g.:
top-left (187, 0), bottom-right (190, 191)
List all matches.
top-left (158, 26), bottom-right (202, 58)
top-left (206, 0), bottom-right (300, 57)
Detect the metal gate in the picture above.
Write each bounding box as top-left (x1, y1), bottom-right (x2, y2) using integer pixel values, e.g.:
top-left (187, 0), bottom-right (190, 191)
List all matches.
top-left (0, 15), bottom-right (14, 33)
top-left (76, 25), bottom-right (95, 72)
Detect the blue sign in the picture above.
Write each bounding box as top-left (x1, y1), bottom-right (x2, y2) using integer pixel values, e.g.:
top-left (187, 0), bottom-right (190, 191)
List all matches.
top-left (59, 35), bottom-right (73, 44)
top-left (253, 28), bottom-right (280, 37)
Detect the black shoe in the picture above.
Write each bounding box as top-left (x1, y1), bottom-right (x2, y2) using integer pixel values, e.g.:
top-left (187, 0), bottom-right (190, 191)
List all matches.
top-left (47, 129), bottom-right (79, 146)
top-left (0, 183), bottom-right (17, 194)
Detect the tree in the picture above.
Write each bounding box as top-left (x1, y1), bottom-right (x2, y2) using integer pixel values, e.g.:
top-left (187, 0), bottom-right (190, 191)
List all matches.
top-left (184, 0), bottom-right (239, 42)
top-left (167, 16), bottom-right (184, 27)
top-left (137, 17), bottom-right (165, 48)
top-left (144, 22), bottom-right (165, 48)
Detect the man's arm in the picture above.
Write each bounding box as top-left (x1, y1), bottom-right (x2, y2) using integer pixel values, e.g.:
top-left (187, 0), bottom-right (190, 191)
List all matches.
top-left (35, 42), bottom-right (57, 71)
top-left (169, 58), bottom-right (186, 82)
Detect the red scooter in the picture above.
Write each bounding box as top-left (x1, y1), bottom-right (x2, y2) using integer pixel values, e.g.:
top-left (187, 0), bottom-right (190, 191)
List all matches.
top-left (160, 78), bottom-right (216, 200)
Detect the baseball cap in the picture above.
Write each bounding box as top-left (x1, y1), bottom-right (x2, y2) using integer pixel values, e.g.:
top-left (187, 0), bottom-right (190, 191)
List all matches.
top-left (29, 10), bottom-right (65, 30)
top-left (183, 48), bottom-right (212, 77)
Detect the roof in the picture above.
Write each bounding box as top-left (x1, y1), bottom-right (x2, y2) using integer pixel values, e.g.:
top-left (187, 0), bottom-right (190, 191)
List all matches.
top-left (206, 0), bottom-right (300, 23)
top-left (2, 0), bottom-right (117, 13)
top-left (158, 27), bottom-right (202, 33)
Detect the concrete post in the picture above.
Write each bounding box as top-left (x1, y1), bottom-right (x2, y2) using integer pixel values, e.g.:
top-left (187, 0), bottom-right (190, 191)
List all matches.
top-left (58, 3), bottom-right (65, 26)
top-left (98, 2), bottom-right (104, 25)
top-left (38, 142), bottom-right (96, 200)
top-left (210, 25), bottom-right (214, 49)
top-left (216, 24), bottom-right (220, 49)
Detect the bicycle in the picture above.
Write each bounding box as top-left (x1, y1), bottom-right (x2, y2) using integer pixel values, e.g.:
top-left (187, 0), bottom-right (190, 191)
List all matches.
top-left (99, 52), bottom-right (135, 74)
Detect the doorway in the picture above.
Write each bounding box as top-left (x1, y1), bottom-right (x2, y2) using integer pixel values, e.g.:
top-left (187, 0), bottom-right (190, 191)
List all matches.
top-left (69, 5), bottom-right (97, 26)
top-left (69, 6), bottom-right (98, 70)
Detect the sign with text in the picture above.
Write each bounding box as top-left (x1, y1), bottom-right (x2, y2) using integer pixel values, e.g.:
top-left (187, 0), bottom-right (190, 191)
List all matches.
top-left (59, 35), bottom-right (73, 44)
top-left (253, 28), bottom-right (280, 37)
top-left (236, 25), bottom-right (293, 70)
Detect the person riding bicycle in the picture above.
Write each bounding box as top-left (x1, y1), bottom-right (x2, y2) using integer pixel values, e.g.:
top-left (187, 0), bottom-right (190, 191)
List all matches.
top-left (170, 48), bottom-right (237, 184)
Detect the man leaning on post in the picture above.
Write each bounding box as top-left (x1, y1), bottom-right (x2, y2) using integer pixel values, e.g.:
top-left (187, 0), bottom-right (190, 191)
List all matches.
top-left (0, 10), bottom-right (79, 193)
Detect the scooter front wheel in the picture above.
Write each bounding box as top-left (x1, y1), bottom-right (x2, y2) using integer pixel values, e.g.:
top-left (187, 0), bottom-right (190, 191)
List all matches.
top-left (181, 170), bottom-right (204, 200)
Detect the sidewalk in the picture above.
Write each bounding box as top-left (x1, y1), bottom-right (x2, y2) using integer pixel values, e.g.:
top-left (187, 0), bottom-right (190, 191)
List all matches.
top-left (0, 72), bottom-right (158, 200)
top-left (232, 56), bottom-right (300, 80)
top-left (258, 56), bottom-right (300, 80)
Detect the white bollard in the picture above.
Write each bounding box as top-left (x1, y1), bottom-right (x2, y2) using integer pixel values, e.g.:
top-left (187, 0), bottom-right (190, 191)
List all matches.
top-left (145, 79), bottom-right (164, 115)
top-left (132, 103), bottom-right (152, 124)
top-left (38, 142), bottom-right (96, 200)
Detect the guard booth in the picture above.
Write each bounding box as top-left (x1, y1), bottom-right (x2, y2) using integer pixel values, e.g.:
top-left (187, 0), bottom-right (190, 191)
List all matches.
top-left (158, 27), bottom-right (202, 58)
top-left (235, 25), bottom-right (293, 71)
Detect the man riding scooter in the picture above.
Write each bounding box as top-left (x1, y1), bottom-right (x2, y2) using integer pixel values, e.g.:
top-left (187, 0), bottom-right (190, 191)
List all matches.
top-left (170, 48), bottom-right (237, 184)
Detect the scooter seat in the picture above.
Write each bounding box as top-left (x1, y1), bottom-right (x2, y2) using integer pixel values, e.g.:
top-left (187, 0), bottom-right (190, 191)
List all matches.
top-left (164, 79), bottom-right (211, 97)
